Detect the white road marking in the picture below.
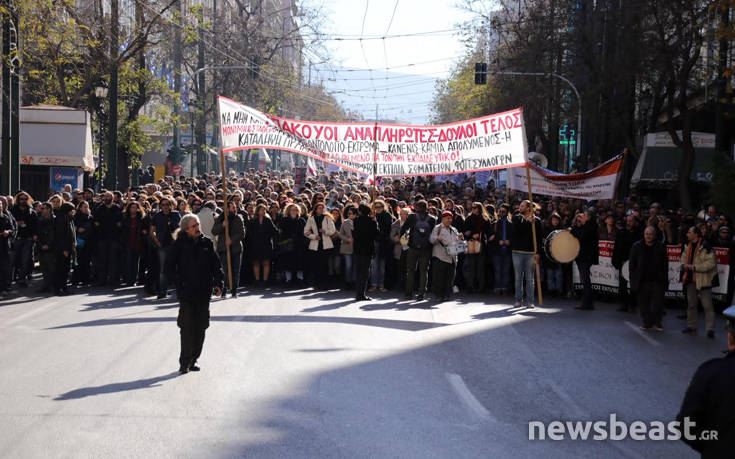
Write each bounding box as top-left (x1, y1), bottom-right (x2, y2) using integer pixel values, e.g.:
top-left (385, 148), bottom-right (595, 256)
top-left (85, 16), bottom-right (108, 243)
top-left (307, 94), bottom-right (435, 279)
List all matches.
top-left (445, 372), bottom-right (493, 421)
top-left (624, 321), bottom-right (661, 347)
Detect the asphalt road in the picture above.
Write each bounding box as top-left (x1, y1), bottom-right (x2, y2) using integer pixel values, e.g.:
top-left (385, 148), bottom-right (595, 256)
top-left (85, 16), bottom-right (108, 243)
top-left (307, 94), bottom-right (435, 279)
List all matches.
top-left (0, 283), bottom-right (725, 458)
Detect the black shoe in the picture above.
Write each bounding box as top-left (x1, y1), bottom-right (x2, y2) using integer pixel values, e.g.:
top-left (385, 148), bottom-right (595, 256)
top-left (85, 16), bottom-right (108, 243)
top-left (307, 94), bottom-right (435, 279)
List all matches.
top-left (575, 305), bottom-right (594, 310)
top-left (231, 291), bottom-right (238, 298)
top-left (355, 296), bottom-right (372, 301)
top-left (707, 330), bottom-right (715, 339)
top-left (189, 364), bottom-right (201, 372)
top-left (640, 324), bottom-right (651, 331)
top-left (179, 365), bottom-right (189, 374)
top-left (221, 290), bottom-right (227, 299)
top-left (654, 324), bottom-right (664, 332)
top-left (55, 289), bottom-right (67, 296)
top-left (416, 294), bottom-right (424, 301)
top-left (157, 293), bottom-right (166, 300)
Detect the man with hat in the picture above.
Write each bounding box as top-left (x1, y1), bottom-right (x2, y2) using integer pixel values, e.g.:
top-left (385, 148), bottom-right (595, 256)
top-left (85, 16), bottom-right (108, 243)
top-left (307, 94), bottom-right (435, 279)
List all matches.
top-left (677, 305), bottom-right (735, 456)
top-left (429, 210), bottom-right (463, 302)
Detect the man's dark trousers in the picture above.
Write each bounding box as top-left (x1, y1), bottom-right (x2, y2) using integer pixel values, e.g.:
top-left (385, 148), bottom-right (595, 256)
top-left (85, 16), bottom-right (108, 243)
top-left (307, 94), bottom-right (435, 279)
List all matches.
top-left (637, 281), bottom-right (665, 327)
top-left (178, 299), bottom-right (209, 367)
top-left (355, 254), bottom-right (372, 299)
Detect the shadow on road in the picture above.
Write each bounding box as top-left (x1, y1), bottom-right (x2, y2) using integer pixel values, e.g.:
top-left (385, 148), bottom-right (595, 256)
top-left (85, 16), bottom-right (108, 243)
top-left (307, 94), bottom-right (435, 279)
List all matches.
top-left (53, 372), bottom-right (179, 400)
top-left (47, 314), bottom-right (449, 332)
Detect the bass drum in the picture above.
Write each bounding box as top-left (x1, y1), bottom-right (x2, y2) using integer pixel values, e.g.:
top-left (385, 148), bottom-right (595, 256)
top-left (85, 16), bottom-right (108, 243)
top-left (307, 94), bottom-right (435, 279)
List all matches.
top-left (622, 261), bottom-right (630, 282)
top-left (543, 229), bottom-right (581, 264)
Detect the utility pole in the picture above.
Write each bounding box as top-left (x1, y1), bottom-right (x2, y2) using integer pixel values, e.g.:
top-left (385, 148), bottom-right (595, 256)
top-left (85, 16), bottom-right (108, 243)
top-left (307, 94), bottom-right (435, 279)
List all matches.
top-left (1, 4), bottom-right (11, 195)
top-left (106, 0), bottom-right (119, 191)
top-left (195, 5), bottom-right (207, 176)
top-left (8, 1), bottom-right (18, 194)
top-left (172, 0), bottom-right (182, 170)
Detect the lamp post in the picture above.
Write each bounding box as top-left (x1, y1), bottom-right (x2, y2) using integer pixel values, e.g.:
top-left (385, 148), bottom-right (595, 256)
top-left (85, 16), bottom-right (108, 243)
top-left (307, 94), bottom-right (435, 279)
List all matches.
top-left (94, 82), bottom-right (108, 190)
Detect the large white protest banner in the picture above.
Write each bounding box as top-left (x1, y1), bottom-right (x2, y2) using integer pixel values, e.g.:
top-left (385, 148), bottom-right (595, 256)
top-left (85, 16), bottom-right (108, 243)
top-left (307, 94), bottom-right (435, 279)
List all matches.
top-left (508, 155), bottom-right (623, 201)
top-left (218, 96), bottom-right (528, 176)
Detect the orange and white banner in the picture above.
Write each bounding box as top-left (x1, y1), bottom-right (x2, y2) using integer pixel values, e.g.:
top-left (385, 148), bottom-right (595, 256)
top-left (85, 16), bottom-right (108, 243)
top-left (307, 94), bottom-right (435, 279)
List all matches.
top-left (217, 96), bottom-right (528, 177)
top-left (508, 155), bottom-right (623, 201)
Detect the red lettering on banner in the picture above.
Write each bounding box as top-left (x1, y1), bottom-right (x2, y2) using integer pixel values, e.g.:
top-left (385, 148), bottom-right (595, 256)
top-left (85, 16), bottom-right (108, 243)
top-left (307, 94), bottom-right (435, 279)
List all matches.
top-left (302, 125), bottom-right (312, 138)
top-left (438, 129), bottom-right (448, 142)
top-left (480, 119), bottom-right (489, 134)
top-left (313, 125), bottom-right (324, 138)
top-left (344, 127), bottom-right (355, 140)
top-left (513, 112), bottom-right (522, 128)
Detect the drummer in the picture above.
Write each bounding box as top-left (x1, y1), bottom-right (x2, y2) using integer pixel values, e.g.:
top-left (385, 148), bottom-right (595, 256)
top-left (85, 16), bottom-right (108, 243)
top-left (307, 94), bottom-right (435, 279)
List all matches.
top-left (571, 208), bottom-right (600, 311)
top-left (543, 212), bottom-right (566, 296)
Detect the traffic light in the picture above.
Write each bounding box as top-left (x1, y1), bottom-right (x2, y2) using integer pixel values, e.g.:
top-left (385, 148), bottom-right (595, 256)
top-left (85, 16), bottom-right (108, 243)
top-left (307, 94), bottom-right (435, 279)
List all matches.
top-left (475, 62), bottom-right (487, 85)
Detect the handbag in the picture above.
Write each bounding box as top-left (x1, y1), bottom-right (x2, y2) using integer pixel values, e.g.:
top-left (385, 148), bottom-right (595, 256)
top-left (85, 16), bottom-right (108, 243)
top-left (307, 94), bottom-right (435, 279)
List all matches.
top-left (467, 239), bottom-right (482, 255)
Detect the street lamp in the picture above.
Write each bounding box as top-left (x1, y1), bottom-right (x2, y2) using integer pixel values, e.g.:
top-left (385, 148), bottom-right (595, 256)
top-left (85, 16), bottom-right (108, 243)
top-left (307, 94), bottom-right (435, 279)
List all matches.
top-left (95, 83), bottom-right (108, 99)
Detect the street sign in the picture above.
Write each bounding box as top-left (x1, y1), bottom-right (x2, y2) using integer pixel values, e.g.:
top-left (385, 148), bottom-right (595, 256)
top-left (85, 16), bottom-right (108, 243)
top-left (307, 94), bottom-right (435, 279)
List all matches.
top-left (172, 164), bottom-right (183, 176)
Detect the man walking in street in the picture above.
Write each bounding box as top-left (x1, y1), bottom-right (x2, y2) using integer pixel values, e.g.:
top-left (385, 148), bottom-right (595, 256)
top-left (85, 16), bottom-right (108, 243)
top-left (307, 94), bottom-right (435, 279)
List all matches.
top-left (629, 226), bottom-right (668, 331)
top-left (165, 214), bottom-right (223, 374)
top-left (352, 204), bottom-right (378, 301)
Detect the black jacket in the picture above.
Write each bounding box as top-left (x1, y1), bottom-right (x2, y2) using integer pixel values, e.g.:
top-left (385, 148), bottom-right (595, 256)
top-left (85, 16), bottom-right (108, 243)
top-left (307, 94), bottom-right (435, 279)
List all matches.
top-left (510, 214), bottom-right (542, 253)
top-left (53, 213), bottom-right (76, 254)
top-left (400, 211), bottom-right (437, 249)
top-left (73, 212), bottom-right (94, 244)
top-left (165, 232), bottom-right (224, 305)
top-left (0, 210), bottom-right (16, 252)
top-left (353, 215), bottom-right (379, 257)
top-left (9, 205), bottom-right (37, 240)
top-left (37, 216), bottom-right (55, 252)
top-left (611, 227), bottom-right (640, 269)
top-left (94, 203), bottom-right (123, 240)
top-left (677, 352), bottom-right (735, 458)
top-left (572, 220), bottom-right (599, 264)
top-left (463, 214), bottom-right (493, 244)
top-left (628, 240), bottom-right (668, 292)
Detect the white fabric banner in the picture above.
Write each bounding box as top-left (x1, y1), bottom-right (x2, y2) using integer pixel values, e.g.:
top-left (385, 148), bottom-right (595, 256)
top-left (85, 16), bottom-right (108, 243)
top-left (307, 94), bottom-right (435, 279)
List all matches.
top-left (508, 155), bottom-right (623, 201)
top-left (218, 96), bottom-right (528, 176)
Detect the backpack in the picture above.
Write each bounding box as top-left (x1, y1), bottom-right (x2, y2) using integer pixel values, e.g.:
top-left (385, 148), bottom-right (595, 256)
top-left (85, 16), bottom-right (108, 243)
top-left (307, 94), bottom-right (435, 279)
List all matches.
top-left (411, 214), bottom-right (433, 249)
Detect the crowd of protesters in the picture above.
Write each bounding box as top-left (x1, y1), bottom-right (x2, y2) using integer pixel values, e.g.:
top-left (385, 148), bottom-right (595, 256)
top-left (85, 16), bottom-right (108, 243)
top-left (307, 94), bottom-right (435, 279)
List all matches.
top-left (1, 169), bottom-right (733, 335)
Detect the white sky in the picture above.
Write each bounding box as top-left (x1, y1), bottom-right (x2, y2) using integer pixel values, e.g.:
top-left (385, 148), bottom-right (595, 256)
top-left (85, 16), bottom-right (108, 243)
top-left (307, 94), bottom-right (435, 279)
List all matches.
top-left (309, 0), bottom-right (477, 123)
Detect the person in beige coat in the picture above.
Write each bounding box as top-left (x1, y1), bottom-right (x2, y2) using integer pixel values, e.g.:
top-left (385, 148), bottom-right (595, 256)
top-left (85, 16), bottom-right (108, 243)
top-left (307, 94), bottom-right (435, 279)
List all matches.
top-left (304, 202), bottom-right (336, 289)
top-left (680, 226), bottom-right (718, 338)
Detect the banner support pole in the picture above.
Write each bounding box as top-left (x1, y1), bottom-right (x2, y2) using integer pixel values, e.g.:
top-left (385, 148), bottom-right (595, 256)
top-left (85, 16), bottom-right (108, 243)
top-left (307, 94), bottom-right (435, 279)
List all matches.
top-left (216, 98), bottom-right (233, 292)
top-left (371, 105), bottom-right (378, 213)
top-left (525, 161), bottom-right (543, 306)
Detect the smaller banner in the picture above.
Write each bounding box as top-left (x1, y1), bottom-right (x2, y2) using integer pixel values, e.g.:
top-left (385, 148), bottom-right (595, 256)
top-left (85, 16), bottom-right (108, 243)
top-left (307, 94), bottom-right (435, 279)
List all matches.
top-left (508, 155), bottom-right (623, 201)
top-left (573, 242), bottom-right (730, 301)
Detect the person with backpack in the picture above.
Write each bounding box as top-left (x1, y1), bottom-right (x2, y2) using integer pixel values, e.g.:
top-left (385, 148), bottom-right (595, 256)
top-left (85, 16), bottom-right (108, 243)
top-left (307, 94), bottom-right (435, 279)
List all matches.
top-left (400, 200), bottom-right (437, 301)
